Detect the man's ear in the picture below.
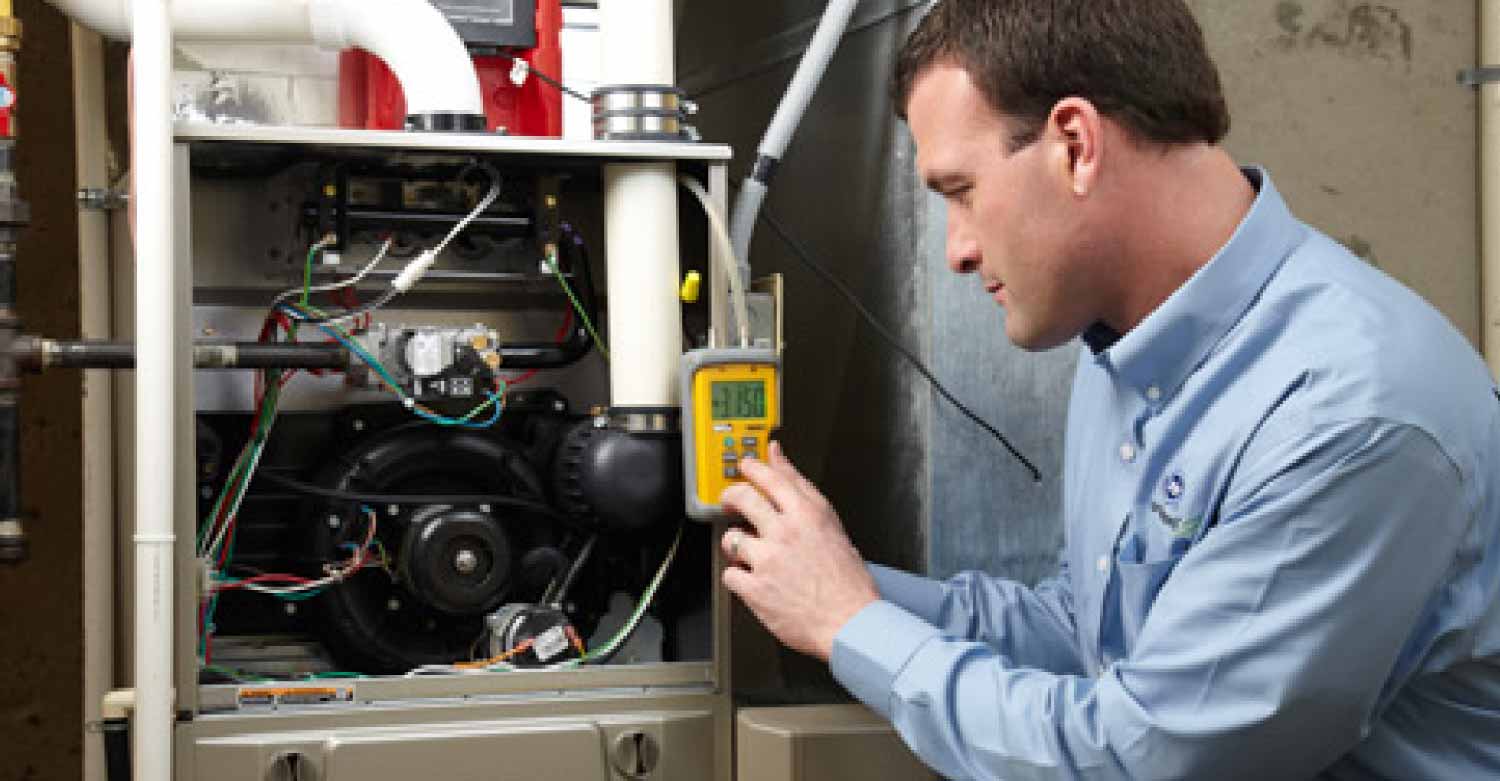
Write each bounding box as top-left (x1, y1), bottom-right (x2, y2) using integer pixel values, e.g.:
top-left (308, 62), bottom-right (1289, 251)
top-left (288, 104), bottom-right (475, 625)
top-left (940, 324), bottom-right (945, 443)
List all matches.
top-left (1047, 97), bottom-right (1104, 197)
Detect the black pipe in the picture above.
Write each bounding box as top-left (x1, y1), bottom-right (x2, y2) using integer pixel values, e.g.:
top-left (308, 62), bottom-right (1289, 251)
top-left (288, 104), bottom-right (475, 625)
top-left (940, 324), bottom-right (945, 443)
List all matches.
top-left (494, 224), bottom-right (600, 369)
top-left (102, 718), bottom-right (132, 781)
top-left (302, 206), bottom-right (533, 237)
top-left (18, 339), bottom-right (351, 371)
top-left (0, 137), bottom-right (28, 565)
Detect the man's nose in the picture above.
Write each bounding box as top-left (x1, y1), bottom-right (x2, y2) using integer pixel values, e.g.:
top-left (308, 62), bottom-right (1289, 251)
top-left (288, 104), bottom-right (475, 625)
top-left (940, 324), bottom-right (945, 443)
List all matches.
top-left (946, 221), bottom-right (980, 274)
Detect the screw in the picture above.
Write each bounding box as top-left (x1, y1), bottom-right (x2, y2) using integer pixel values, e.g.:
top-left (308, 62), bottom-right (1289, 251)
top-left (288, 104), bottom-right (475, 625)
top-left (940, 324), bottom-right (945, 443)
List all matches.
top-left (479, 504), bottom-right (491, 513)
top-left (454, 549), bottom-right (479, 575)
top-left (552, 399), bottom-right (567, 412)
top-left (284, 603), bottom-right (298, 616)
top-left (387, 598), bottom-right (402, 612)
top-left (327, 515), bottom-right (341, 529)
top-left (387, 504), bottom-right (400, 516)
top-left (351, 418), bottom-right (366, 432)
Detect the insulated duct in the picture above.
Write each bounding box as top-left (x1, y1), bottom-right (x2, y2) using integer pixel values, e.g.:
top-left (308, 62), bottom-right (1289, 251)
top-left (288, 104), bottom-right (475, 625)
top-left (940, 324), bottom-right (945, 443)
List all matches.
top-left (43, 0), bottom-right (484, 122)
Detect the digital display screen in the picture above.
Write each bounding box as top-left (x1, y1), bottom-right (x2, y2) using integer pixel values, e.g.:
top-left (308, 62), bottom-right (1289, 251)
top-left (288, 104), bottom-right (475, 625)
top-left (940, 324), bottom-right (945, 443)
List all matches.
top-left (711, 381), bottom-right (767, 419)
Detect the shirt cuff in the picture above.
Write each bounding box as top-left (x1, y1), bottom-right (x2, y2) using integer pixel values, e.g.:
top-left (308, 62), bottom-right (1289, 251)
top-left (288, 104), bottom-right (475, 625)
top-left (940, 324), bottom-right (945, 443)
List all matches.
top-left (830, 599), bottom-right (942, 720)
top-left (868, 563), bottom-right (946, 624)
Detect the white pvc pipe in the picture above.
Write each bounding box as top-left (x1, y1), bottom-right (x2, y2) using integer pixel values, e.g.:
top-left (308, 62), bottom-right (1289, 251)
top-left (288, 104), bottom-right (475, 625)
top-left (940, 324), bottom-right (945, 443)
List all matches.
top-left (605, 163), bottom-right (683, 406)
top-left (1484, 0), bottom-right (1500, 376)
top-left (44, 0), bottom-right (483, 117)
top-left (600, 0), bottom-right (682, 407)
top-left (728, 0), bottom-right (859, 272)
top-left (600, 0), bottom-right (672, 84)
top-left (131, 1), bottom-right (174, 778)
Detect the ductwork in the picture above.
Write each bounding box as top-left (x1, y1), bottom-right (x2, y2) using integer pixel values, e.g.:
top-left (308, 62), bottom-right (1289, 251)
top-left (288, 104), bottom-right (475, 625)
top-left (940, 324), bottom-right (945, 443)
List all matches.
top-left (44, 0), bottom-right (484, 120)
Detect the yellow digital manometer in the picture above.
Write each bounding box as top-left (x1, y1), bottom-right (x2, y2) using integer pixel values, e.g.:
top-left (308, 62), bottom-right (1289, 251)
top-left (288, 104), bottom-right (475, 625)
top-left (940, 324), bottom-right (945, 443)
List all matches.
top-left (681, 347), bottom-right (781, 520)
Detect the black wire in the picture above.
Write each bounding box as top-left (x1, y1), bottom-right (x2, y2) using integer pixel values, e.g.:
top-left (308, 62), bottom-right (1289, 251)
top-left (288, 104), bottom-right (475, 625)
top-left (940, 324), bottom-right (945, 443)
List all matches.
top-left (256, 470), bottom-right (569, 522)
top-left (506, 55), bottom-right (592, 105)
top-left (759, 209), bottom-right (1043, 483)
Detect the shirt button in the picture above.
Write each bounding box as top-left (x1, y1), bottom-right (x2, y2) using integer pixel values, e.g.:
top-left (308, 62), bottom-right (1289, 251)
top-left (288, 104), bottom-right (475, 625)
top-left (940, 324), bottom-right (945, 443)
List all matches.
top-left (1096, 555), bottom-right (1110, 574)
top-left (1119, 443), bottom-right (1137, 463)
top-left (1146, 385), bottom-right (1162, 402)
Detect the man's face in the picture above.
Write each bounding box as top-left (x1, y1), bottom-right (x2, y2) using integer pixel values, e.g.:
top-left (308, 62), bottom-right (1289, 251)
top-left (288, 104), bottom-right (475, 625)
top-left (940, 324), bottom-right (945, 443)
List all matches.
top-left (906, 63), bottom-right (1102, 350)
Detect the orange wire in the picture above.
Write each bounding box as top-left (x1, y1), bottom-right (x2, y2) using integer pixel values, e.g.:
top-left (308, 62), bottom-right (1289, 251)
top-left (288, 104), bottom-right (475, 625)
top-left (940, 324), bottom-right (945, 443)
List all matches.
top-left (456, 638), bottom-right (535, 670)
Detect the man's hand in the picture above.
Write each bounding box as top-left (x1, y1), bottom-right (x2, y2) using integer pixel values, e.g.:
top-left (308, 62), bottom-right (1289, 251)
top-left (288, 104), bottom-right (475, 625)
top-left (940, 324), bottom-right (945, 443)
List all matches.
top-left (720, 441), bottom-right (879, 662)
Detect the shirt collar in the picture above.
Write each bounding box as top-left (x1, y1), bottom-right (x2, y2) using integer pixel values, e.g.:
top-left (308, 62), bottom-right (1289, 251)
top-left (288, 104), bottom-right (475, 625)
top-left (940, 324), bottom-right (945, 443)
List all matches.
top-left (1096, 167), bottom-right (1307, 402)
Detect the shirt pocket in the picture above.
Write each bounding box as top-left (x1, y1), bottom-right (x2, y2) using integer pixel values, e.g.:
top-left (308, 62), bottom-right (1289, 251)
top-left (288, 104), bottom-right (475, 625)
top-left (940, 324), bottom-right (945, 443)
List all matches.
top-left (1113, 521), bottom-right (1187, 639)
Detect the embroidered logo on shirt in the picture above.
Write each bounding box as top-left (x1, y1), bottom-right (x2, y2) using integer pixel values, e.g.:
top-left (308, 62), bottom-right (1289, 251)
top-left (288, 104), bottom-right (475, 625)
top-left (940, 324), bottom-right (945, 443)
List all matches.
top-left (1150, 501), bottom-right (1201, 539)
top-left (1162, 471), bottom-right (1186, 505)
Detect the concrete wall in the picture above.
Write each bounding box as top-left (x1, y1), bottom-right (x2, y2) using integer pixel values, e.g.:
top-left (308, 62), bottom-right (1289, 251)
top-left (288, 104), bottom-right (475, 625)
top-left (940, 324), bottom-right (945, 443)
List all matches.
top-left (1200, 0), bottom-right (1479, 342)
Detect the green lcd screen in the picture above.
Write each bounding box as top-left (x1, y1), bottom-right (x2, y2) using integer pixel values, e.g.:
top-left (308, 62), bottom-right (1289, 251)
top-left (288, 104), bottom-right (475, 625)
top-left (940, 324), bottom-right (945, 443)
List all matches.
top-left (710, 380), bottom-right (767, 420)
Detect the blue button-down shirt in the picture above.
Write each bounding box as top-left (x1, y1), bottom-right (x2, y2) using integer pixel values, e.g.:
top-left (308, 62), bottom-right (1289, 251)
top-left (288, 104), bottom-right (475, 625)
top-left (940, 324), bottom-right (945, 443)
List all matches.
top-left (830, 169), bottom-right (1500, 779)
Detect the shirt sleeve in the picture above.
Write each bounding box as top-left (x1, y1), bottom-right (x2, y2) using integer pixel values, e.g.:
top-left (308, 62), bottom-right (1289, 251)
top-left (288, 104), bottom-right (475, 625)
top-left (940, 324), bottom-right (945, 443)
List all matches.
top-left (831, 419), bottom-right (1472, 780)
top-left (868, 561), bottom-right (1086, 676)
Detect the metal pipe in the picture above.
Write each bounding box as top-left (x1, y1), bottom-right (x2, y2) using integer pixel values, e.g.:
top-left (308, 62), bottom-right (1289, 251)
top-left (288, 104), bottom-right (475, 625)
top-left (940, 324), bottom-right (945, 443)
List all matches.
top-left (14, 333), bottom-right (604, 373)
top-left (71, 22), bottom-right (115, 781)
top-left (0, 0), bottom-right (26, 566)
top-left (14, 338), bottom-right (351, 371)
top-left (130, 0), bottom-right (175, 777)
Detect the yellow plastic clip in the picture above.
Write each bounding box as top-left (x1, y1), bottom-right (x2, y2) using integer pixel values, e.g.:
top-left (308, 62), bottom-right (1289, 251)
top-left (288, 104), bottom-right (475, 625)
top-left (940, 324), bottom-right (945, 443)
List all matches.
top-left (680, 270), bottom-right (702, 304)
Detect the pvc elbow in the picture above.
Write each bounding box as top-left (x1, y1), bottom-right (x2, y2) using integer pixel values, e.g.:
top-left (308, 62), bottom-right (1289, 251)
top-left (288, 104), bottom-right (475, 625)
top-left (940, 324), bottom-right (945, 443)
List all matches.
top-left (310, 0), bottom-right (485, 121)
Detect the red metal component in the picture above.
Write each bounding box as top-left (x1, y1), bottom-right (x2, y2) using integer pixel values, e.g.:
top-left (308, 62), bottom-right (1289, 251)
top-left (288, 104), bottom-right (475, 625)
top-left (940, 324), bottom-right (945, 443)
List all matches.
top-left (0, 60), bottom-right (14, 138)
top-left (338, 0), bottom-right (563, 137)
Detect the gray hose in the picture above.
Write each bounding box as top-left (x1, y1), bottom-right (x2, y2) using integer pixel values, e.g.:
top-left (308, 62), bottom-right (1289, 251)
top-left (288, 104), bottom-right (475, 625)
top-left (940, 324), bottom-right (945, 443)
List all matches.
top-left (727, 0), bottom-right (860, 282)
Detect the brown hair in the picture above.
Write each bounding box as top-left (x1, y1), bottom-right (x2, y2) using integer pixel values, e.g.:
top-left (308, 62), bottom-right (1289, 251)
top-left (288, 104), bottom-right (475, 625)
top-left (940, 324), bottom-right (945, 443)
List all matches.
top-left (894, 0), bottom-right (1230, 150)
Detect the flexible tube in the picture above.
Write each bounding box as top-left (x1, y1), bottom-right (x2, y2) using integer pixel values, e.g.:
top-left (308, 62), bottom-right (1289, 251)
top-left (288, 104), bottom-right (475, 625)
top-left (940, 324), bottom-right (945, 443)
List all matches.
top-left (681, 176), bottom-right (750, 348)
top-left (43, 0), bottom-right (483, 117)
top-left (131, 4), bottom-right (174, 779)
top-left (727, 0), bottom-right (859, 273)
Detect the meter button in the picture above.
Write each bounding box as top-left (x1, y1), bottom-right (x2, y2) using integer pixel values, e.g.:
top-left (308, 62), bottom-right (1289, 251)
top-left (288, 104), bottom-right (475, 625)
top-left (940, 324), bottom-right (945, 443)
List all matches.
top-left (723, 465), bottom-right (740, 479)
top-left (722, 451), bottom-right (738, 462)
top-left (722, 436), bottom-right (736, 448)
top-left (741, 436), bottom-right (759, 449)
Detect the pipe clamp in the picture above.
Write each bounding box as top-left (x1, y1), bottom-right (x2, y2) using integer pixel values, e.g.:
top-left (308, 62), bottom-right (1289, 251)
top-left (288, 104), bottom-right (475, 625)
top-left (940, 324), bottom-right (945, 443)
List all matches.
top-left (1459, 67), bottom-right (1500, 88)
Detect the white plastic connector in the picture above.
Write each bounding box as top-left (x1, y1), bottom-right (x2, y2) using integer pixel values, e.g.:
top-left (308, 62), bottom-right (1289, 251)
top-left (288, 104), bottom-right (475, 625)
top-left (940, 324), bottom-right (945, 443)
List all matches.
top-left (391, 250), bottom-right (437, 293)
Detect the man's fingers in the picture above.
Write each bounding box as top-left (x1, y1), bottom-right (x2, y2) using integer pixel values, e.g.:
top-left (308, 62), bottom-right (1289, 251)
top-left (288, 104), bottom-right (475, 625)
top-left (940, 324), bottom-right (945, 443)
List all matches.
top-left (738, 455), bottom-right (804, 517)
top-left (719, 482), bottom-right (778, 534)
top-left (722, 564), bottom-right (754, 600)
top-left (720, 526), bottom-right (760, 569)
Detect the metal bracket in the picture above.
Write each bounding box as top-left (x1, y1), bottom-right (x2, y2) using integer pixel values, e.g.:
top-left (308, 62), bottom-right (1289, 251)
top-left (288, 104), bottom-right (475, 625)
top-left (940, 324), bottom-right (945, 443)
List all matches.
top-left (1458, 67), bottom-right (1500, 88)
top-left (76, 187), bottom-right (128, 211)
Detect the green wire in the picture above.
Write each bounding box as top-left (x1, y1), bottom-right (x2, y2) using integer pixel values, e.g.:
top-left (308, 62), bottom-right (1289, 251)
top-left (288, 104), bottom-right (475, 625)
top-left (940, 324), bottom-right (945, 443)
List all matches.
top-left (544, 247), bottom-right (608, 360)
top-left (300, 244), bottom-right (320, 306)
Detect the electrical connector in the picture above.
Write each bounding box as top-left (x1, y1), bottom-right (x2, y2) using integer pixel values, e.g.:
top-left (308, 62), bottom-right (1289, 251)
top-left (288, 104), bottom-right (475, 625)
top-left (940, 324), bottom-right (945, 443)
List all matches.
top-left (391, 249), bottom-right (438, 293)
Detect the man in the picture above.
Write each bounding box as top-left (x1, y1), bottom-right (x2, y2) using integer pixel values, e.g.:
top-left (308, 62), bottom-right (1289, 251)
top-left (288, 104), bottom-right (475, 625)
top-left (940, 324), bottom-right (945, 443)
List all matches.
top-left (718, 0), bottom-right (1500, 778)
